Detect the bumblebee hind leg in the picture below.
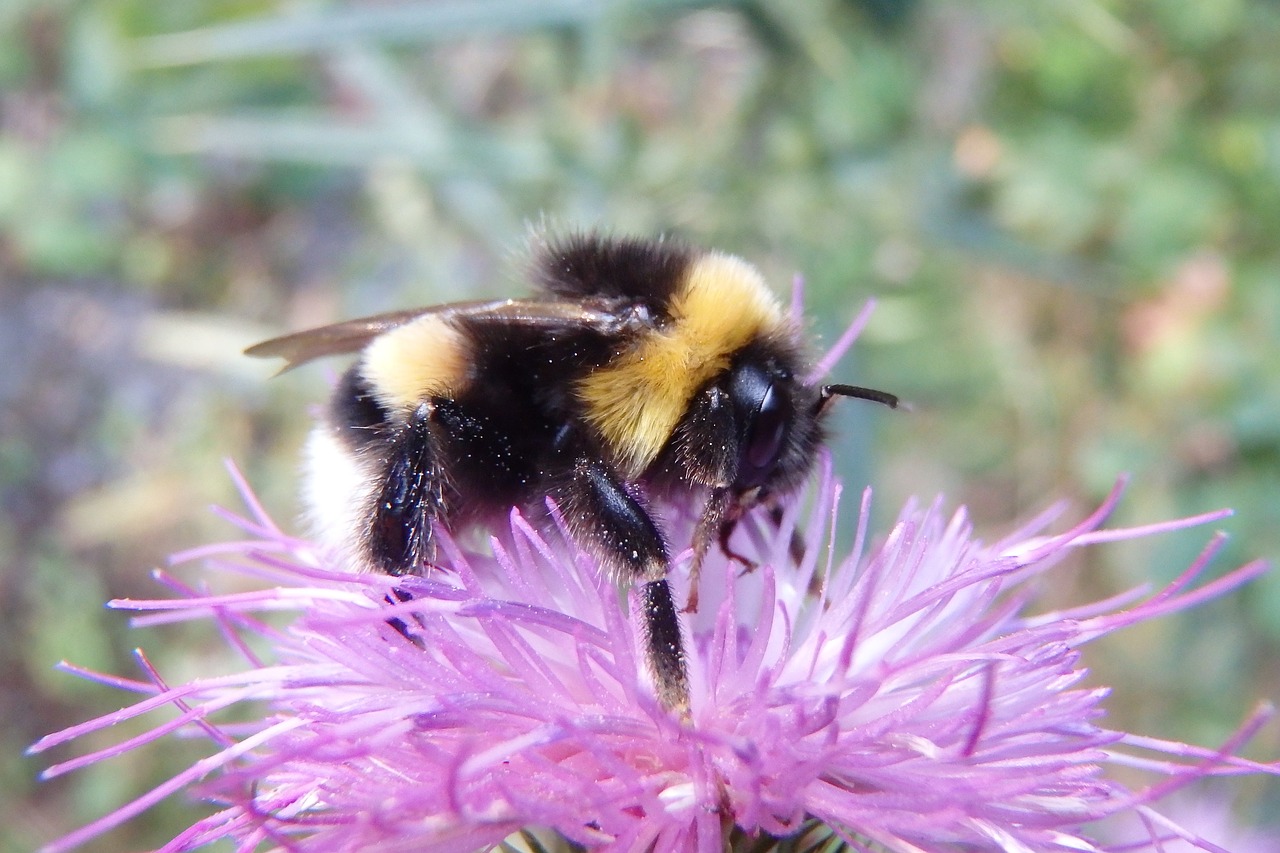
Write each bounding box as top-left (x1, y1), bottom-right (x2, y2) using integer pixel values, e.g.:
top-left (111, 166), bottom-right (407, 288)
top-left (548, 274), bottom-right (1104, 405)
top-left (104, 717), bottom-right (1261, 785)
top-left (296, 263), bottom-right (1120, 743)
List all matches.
top-left (362, 402), bottom-right (449, 648)
top-left (312, 367), bottom-right (445, 641)
top-left (365, 401), bottom-right (448, 576)
top-left (325, 365), bottom-right (448, 576)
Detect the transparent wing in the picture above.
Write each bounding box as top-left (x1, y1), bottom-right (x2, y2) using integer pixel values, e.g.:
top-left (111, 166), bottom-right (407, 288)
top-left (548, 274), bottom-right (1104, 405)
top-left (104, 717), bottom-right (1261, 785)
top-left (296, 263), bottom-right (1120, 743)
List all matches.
top-left (245, 298), bottom-right (636, 373)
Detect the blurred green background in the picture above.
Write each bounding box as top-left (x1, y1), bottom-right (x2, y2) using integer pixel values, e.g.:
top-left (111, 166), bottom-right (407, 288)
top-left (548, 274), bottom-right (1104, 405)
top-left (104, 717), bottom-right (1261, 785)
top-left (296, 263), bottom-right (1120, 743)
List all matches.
top-left (4, 1), bottom-right (1278, 850)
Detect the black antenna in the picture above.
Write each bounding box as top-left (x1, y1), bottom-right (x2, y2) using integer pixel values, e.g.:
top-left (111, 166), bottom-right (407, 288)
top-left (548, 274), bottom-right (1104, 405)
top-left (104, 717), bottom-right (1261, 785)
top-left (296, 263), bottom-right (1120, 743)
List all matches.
top-left (816, 383), bottom-right (901, 414)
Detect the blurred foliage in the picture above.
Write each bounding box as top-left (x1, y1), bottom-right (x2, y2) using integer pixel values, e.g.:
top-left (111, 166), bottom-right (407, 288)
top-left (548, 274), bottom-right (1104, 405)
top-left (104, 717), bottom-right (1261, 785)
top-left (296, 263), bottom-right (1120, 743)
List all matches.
top-left (3, 0), bottom-right (1278, 849)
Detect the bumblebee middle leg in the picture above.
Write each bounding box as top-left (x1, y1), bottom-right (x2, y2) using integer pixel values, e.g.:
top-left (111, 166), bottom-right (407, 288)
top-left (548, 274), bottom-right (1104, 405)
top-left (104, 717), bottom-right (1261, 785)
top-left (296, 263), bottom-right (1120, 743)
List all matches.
top-left (550, 457), bottom-right (690, 713)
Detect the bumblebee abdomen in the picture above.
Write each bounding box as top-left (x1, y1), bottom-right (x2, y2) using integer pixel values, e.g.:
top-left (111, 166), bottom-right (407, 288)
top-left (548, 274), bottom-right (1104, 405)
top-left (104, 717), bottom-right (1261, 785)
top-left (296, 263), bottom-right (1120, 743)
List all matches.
top-left (430, 393), bottom-right (559, 506)
top-left (317, 369), bottom-right (567, 573)
top-left (329, 366), bottom-right (390, 442)
top-left (361, 314), bottom-right (471, 411)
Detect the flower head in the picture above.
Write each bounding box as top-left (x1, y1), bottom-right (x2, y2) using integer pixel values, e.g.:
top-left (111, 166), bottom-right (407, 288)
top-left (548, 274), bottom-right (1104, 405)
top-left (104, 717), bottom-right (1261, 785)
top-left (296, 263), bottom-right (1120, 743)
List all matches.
top-left (33, 459), bottom-right (1276, 852)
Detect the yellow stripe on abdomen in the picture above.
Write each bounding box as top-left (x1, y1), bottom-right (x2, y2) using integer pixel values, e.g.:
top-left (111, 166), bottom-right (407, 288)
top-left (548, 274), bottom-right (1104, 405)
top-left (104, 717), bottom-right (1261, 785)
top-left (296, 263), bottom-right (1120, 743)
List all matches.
top-left (361, 314), bottom-right (469, 412)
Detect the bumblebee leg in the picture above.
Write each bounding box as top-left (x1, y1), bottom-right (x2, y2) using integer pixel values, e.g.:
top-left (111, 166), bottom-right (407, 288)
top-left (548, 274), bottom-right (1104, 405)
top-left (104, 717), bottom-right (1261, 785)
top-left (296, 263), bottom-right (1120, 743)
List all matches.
top-left (716, 511), bottom-right (758, 571)
top-left (383, 587), bottom-right (426, 648)
top-left (713, 503), bottom-right (805, 584)
top-left (552, 459), bottom-right (690, 713)
top-left (366, 401), bottom-right (447, 576)
top-left (670, 384), bottom-right (741, 612)
top-left (638, 579), bottom-right (687, 713)
top-left (685, 487), bottom-right (733, 614)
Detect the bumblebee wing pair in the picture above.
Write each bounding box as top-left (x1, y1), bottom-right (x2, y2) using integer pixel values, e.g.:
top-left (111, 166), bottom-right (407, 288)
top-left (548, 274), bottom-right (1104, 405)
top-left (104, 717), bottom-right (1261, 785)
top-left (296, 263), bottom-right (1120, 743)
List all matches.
top-left (243, 298), bottom-right (631, 373)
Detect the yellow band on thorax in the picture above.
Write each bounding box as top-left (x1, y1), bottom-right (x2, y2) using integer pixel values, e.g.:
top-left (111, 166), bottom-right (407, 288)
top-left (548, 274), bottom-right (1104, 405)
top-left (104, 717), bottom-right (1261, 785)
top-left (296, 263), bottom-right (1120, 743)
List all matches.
top-left (577, 252), bottom-right (785, 476)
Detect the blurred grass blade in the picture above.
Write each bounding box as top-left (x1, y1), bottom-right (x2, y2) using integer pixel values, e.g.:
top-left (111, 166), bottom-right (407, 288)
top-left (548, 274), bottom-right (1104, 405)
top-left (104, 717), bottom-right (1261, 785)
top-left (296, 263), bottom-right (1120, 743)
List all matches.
top-left (150, 110), bottom-right (550, 177)
top-left (149, 107), bottom-right (528, 234)
top-left (151, 113), bottom-right (449, 165)
top-left (134, 0), bottom-right (728, 67)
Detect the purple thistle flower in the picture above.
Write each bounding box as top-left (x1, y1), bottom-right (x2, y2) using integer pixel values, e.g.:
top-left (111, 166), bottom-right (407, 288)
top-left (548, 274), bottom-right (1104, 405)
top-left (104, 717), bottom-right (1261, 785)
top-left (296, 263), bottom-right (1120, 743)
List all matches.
top-left (32, 459), bottom-right (1276, 852)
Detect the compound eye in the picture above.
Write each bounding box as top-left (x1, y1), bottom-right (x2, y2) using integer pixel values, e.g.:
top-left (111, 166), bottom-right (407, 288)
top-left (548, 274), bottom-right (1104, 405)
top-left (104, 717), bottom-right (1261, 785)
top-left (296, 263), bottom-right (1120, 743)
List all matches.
top-left (743, 383), bottom-right (789, 477)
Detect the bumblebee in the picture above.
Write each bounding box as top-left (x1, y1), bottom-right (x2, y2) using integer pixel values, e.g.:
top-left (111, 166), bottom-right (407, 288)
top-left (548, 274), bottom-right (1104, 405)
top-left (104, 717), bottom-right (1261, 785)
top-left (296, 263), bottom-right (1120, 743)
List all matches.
top-left (247, 233), bottom-right (898, 712)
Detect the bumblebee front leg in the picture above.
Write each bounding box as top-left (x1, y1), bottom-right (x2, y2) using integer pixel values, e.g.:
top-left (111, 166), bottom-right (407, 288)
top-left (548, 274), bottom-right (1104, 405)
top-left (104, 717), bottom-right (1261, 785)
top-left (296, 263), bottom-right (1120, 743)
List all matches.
top-left (551, 458), bottom-right (690, 714)
top-left (685, 487), bottom-right (733, 614)
top-left (671, 383), bottom-right (741, 614)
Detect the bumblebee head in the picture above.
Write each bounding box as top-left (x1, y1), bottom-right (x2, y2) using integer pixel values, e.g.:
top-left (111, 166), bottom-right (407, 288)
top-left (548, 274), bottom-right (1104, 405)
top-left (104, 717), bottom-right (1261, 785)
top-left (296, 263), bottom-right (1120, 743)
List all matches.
top-left (662, 336), bottom-right (897, 611)
top-left (723, 347), bottom-right (814, 496)
top-left (718, 345), bottom-right (898, 506)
